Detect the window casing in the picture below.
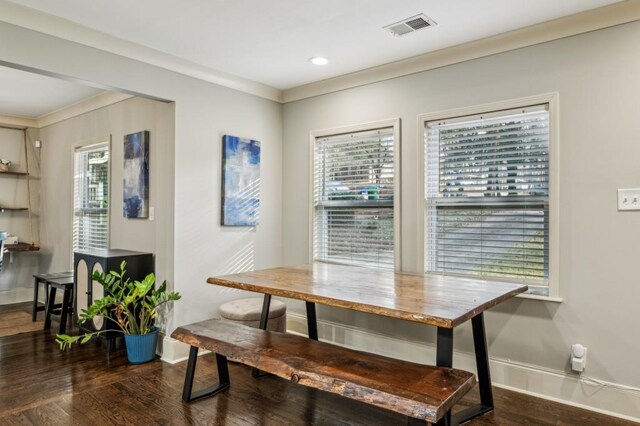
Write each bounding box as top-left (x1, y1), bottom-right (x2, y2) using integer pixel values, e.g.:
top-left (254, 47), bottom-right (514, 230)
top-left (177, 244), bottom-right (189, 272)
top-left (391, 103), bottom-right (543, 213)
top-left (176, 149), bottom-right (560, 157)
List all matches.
top-left (312, 121), bottom-right (399, 270)
top-left (422, 98), bottom-right (558, 299)
top-left (73, 141), bottom-right (110, 252)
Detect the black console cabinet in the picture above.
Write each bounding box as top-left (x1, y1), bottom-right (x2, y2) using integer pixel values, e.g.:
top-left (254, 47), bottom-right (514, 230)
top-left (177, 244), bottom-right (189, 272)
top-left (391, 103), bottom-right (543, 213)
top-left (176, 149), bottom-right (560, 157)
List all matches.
top-left (73, 249), bottom-right (153, 348)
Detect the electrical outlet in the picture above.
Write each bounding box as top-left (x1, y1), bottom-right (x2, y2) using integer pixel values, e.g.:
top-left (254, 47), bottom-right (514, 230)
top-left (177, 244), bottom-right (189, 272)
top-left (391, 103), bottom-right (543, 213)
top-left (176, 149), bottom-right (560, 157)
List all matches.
top-left (571, 344), bottom-right (587, 372)
top-left (617, 188), bottom-right (640, 211)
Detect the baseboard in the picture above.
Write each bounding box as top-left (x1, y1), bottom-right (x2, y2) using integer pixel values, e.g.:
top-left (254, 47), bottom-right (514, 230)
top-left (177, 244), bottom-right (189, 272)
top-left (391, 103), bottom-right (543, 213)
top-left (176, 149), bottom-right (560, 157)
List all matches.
top-left (0, 288), bottom-right (32, 305)
top-left (286, 313), bottom-right (640, 423)
top-left (160, 335), bottom-right (210, 364)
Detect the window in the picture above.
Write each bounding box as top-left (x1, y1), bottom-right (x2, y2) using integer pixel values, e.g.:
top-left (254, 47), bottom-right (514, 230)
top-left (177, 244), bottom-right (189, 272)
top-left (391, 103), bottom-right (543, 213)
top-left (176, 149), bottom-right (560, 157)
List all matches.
top-left (73, 141), bottom-right (110, 252)
top-left (312, 120), bottom-right (399, 270)
top-left (422, 96), bottom-right (558, 299)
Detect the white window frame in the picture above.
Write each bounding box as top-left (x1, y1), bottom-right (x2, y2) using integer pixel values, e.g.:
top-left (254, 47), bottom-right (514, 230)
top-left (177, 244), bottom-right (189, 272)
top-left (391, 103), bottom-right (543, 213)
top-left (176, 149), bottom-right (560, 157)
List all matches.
top-left (72, 136), bottom-right (111, 257)
top-left (417, 94), bottom-right (560, 302)
top-left (309, 118), bottom-right (402, 271)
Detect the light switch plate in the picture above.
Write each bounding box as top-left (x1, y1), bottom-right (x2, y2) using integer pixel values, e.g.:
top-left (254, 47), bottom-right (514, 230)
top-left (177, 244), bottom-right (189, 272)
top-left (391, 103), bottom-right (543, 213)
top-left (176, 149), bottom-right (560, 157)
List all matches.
top-left (617, 188), bottom-right (640, 211)
top-left (149, 206), bottom-right (155, 221)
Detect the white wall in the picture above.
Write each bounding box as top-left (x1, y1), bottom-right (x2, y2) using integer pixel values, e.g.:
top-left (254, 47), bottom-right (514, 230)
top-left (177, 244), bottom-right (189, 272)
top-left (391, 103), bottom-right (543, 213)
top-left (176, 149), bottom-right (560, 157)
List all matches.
top-left (0, 126), bottom-right (39, 301)
top-left (0, 22), bottom-right (283, 333)
top-left (282, 20), bottom-right (640, 397)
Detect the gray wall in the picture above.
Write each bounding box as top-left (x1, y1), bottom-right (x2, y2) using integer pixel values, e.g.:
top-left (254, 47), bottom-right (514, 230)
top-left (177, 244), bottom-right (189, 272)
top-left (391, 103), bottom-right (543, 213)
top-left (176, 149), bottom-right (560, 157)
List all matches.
top-left (37, 97), bottom-right (174, 283)
top-left (0, 21), bottom-right (283, 333)
top-left (3, 9), bottom-right (638, 400)
top-left (282, 21), bottom-right (640, 389)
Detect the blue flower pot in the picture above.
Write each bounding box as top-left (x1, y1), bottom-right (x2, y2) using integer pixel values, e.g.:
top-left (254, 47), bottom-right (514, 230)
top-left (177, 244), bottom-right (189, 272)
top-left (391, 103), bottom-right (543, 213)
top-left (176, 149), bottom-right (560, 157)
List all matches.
top-left (124, 327), bottom-right (159, 364)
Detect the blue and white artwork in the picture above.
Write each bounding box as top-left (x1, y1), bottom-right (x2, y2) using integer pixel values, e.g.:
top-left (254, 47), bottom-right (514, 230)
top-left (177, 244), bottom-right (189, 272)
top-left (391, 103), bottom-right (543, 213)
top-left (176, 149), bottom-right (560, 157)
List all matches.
top-left (222, 135), bottom-right (260, 226)
top-left (123, 131), bottom-right (149, 218)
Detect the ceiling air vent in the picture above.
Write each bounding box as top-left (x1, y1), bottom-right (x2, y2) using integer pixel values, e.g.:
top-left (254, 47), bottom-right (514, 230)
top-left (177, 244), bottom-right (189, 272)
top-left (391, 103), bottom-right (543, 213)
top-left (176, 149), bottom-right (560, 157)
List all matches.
top-left (384, 14), bottom-right (437, 37)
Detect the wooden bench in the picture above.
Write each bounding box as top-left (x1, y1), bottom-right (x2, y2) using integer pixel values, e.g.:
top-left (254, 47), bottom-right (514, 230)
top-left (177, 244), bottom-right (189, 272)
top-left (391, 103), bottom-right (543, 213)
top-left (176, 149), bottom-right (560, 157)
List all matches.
top-left (32, 271), bottom-right (73, 322)
top-left (43, 276), bottom-right (74, 334)
top-left (171, 319), bottom-right (475, 425)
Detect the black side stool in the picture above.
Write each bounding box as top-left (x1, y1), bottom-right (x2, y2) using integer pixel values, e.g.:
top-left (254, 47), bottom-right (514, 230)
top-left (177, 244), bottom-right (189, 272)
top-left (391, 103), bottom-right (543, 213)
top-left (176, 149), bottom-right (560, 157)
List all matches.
top-left (32, 272), bottom-right (73, 322)
top-left (44, 276), bottom-right (75, 334)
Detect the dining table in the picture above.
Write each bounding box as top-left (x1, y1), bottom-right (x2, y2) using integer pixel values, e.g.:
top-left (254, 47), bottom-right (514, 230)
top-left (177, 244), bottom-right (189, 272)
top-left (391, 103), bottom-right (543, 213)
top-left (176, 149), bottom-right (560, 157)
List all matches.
top-left (208, 262), bottom-right (527, 425)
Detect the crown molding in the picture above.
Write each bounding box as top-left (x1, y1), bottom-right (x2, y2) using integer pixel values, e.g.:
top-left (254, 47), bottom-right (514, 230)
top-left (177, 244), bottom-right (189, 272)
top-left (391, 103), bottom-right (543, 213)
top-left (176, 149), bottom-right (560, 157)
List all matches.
top-left (0, 114), bottom-right (36, 128)
top-left (0, 91), bottom-right (135, 129)
top-left (0, 0), bottom-right (282, 103)
top-left (36, 91), bottom-right (133, 128)
top-left (282, 1), bottom-right (640, 103)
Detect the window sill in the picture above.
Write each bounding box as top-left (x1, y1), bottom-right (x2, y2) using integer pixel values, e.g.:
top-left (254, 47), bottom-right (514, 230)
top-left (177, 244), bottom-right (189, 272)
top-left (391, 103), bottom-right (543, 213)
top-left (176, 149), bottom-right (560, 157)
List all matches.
top-left (517, 293), bottom-right (563, 303)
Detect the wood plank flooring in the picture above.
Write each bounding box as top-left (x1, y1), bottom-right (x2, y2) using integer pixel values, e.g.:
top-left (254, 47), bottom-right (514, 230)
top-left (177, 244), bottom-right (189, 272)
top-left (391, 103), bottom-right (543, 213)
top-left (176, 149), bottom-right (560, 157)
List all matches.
top-left (0, 303), bottom-right (636, 425)
top-left (0, 309), bottom-right (43, 337)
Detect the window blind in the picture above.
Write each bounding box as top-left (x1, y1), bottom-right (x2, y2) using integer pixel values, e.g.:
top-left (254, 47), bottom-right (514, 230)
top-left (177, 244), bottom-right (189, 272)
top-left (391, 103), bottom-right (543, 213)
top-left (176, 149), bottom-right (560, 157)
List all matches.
top-left (73, 143), bottom-right (109, 252)
top-left (314, 127), bottom-right (395, 269)
top-left (425, 105), bottom-right (549, 293)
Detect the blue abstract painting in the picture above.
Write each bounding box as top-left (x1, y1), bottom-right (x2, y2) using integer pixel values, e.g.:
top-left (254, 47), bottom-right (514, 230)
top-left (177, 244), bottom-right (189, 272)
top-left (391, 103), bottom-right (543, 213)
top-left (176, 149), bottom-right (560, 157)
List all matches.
top-left (222, 135), bottom-right (260, 226)
top-left (123, 131), bottom-right (149, 218)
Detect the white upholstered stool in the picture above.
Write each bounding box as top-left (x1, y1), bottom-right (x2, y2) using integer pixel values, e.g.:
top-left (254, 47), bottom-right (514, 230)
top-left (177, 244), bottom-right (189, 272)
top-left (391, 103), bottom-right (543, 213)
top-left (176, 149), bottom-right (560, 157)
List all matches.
top-left (220, 298), bottom-right (287, 332)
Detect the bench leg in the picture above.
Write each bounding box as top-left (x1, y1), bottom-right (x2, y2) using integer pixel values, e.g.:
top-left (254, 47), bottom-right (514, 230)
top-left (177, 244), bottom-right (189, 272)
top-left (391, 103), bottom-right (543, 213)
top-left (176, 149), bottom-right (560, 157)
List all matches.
top-left (408, 417), bottom-right (449, 426)
top-left (305, 302), bottom-right (318, 341)
top-left (182, 346), bottom-right (230, 402)
top-left (44, 286), bottom-right (57, 331)
top-left (59, 286), bottom-right (73, 334)
top-left (107, 337), bottom-right (113, 355)
top-left (32, 277), bottom-right (40, 322)
top-left (252, 294), bottom-right (272, 378)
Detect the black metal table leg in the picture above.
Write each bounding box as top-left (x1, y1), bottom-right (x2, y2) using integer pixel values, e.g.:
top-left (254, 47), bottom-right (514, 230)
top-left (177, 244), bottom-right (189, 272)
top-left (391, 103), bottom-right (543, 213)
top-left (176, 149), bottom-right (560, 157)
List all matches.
top-left (305, 302), bottom-right (318, 341)
top-left (252, 294), bottom-right (272, 378)
top-left (472, 313), bottom-right (493, 407)
top-left (436, 327), bottom-right (453, 368)
top-left (182, 346), bottom-right (230, 402)
top-left (435, 327), bottom-right (453, 425)
top-left (258, 294), bottom-right (272, 329)
top-left (451, 313), bottom-right (494, 425)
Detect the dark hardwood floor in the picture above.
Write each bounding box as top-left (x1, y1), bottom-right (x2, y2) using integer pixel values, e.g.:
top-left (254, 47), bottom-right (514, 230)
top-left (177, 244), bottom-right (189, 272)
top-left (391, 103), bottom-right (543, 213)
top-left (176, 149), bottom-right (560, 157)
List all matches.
top-left (0, 302), bottom-right (635, 425)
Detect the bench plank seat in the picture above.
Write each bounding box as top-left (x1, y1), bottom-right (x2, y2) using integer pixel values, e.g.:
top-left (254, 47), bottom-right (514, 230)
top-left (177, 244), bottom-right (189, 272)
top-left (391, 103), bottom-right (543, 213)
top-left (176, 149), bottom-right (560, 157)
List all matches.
top-left (172, 319), bottom-right (475, 423)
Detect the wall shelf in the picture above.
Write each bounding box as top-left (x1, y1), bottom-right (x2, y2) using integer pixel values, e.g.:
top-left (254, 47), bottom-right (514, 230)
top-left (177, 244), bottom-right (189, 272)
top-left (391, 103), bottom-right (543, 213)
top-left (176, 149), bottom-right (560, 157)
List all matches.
top-left (0, 207), bottom-right (29, 212)
top-left (1, 125), bottom-right (40, 252)
top-left (0, 170), bottom-right (28, 176)
top-left (5, 242), bottom-right (40, 252)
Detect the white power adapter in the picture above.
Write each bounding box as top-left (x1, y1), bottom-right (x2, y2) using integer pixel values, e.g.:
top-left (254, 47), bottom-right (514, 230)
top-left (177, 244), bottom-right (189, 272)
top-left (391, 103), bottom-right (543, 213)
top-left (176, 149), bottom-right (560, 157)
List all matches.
top-left (571, 343), bottom-right (587, 372)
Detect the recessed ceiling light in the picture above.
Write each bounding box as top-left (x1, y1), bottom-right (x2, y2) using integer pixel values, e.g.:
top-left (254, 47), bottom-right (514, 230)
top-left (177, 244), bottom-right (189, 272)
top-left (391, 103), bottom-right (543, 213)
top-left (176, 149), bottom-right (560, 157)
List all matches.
top-left (309, 57), bottom-right (328, 66)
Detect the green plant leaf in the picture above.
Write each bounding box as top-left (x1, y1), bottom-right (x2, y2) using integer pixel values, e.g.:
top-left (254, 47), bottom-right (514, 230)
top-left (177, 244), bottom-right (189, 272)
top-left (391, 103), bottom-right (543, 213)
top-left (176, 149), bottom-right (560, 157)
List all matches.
top-left (57, 261), bottom-right (181, 352)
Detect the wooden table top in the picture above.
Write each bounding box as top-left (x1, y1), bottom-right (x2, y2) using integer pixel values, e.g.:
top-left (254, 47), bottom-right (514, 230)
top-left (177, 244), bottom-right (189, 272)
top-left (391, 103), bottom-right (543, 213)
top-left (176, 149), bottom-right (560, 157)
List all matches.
top-left (208, 263), bottom-right (527, 328)
top-left (47, 276), bottom-right (74, 287)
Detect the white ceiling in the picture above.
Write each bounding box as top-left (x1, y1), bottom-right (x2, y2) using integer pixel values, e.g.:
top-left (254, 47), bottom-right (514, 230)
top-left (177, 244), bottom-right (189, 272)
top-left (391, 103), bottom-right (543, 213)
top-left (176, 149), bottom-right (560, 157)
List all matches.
top-left (0, 66), bottom-right (103, 119)
top-left (6, 0), bottom-right (624, 90)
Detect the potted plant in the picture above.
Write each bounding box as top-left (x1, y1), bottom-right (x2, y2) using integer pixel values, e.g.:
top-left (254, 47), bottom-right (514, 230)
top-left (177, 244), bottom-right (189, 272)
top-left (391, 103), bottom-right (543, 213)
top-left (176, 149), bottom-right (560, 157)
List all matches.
top-left (56, 261), bottom-right (181, 364)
